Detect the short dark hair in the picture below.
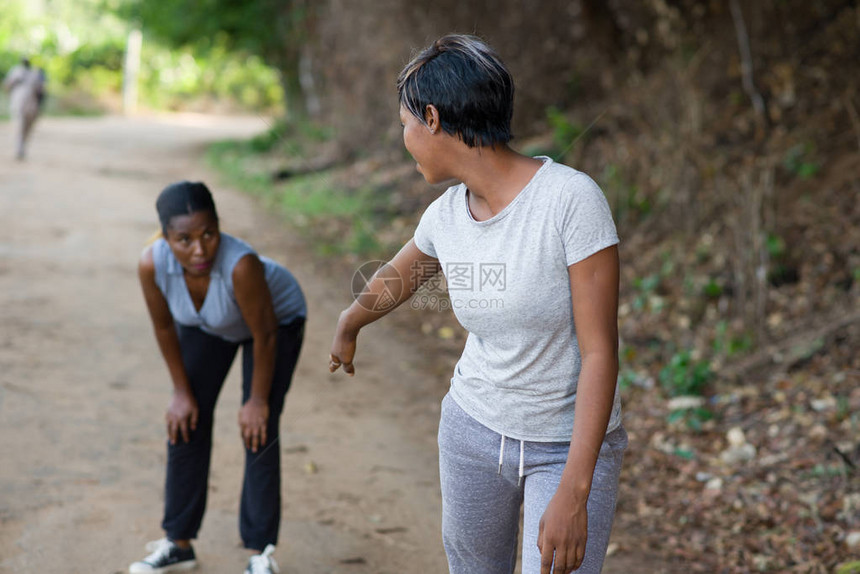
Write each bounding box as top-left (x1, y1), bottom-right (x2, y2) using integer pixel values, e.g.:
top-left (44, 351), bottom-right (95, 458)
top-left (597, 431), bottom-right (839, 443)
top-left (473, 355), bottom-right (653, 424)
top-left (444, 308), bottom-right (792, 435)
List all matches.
top-left (397, 34), bottom-right (514, 148)
top-left (156, 181), bottom-right (218, 232)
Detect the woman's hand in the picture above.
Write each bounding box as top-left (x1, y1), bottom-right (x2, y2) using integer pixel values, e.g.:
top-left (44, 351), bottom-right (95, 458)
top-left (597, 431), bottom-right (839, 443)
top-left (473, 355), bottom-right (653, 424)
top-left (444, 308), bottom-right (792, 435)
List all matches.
top-left (329, 310), bottom-right (358, 376)
top-left (238, 397), bottom-right (269, 453)
top-left (537, 488), bottom-right (589, 574)
top-left (327, 241), bottom-right (439, 376)
top-left (166, 390), bottom-right (199, 445)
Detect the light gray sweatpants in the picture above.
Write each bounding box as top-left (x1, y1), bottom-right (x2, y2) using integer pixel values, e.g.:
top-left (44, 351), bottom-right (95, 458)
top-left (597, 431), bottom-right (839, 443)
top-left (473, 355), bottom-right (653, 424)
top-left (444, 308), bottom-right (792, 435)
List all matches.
top-left (438, 393), bottom-right (627, 574)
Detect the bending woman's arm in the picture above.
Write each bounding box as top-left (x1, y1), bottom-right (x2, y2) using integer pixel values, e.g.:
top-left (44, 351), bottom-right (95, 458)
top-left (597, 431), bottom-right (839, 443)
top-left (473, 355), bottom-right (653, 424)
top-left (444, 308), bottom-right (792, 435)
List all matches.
top-left (330, 239), bottom-right (440, 375)
top-left (538, 245), bottom-right (620, 574)
top-left (138, 246), bottom-right (198, 444)
top-left (232, 254), bottom-right (279, 453)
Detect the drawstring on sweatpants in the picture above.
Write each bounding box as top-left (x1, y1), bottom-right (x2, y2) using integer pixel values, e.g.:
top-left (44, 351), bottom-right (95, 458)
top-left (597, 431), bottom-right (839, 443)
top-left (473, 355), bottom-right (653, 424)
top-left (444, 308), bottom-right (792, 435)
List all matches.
top-left (518, 440), bottom-right (524, 486)
top-left (497, 435), bottom-right (526, 486)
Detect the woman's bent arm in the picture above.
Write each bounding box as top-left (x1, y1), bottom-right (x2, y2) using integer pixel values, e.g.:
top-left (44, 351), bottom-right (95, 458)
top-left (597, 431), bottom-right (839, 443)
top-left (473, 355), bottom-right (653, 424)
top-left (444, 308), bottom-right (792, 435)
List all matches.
top-left (232, 254), bottom-right (280, 453)
top-left (330, 239), bottom-right (440, 375)
top-left (138, 246), bottom-right (198, 444)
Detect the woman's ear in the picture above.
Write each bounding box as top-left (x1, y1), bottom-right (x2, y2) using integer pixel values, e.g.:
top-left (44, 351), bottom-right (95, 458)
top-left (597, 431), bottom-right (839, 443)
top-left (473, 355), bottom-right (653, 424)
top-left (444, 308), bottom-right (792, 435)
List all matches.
top-left (424, 104), bottom-right (441, 135)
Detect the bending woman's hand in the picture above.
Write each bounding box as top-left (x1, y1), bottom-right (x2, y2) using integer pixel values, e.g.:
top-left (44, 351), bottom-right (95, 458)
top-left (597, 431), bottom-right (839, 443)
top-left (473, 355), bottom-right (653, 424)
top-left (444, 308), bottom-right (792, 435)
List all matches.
top-left (329, 310), bottom-right (357, 376)
top-left (166, 389), bottom-right (199, 445)
top-left (238, 397), bottom-right (269, 453)
top-left (537, 489), bottom-right (589, 574)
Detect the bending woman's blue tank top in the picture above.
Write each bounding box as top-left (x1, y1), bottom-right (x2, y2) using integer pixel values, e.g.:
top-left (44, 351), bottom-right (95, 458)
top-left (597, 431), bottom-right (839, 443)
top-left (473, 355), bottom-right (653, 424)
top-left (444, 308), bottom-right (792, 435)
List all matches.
top-left (152, 233), bottom-right (307, 343)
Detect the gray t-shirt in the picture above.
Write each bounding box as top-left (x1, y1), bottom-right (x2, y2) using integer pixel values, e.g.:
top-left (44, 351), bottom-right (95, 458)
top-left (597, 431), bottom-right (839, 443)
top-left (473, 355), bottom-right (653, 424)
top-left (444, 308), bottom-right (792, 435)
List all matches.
top-left (413, 157), bottom-right (622, 442)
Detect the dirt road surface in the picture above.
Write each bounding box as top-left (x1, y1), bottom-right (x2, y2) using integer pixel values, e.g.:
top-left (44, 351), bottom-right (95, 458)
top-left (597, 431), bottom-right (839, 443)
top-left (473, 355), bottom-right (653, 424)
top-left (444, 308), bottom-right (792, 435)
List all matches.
top-left (0, 115), bottom-right (449, 574)
top-left (0, 116), bottom-right (653, 574)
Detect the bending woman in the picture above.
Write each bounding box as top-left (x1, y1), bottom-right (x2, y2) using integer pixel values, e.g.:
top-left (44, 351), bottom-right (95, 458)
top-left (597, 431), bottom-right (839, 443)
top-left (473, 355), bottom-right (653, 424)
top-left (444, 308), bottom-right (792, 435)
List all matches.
top-left (329, 35), bottom-right (626, 574)
top-left (131, 181), bottom-right (306, 574)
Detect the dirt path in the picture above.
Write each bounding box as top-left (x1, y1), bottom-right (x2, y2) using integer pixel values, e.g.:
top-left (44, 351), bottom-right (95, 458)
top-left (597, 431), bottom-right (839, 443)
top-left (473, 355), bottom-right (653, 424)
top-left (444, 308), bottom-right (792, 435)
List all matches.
top-left (0, 115), bottom-right (654, 574)
top-left (0, 115), bottom-right (449, 574)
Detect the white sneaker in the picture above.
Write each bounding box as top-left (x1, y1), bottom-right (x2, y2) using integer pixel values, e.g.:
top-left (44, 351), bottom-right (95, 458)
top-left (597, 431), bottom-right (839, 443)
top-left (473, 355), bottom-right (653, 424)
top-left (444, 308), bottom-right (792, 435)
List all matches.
top-left (129, 538), bottom-right (197, 573)
top-left (245, 544), bottom-right (279, 574)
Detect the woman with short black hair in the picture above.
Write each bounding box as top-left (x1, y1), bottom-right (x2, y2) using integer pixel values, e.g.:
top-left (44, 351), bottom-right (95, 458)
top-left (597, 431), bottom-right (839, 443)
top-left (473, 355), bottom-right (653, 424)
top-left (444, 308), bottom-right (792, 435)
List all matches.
top-left (130, 181), bottom-right (306, 574)
top-left (330, 35), bottom-right (626, 574)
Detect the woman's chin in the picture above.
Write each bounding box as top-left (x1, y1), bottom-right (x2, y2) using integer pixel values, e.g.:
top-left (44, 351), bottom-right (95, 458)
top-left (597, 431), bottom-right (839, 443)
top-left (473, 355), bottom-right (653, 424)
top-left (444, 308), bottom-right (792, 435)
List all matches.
top-left (419, 169), bottom-right (443, 185)
top-left (184, 265), bottom-right (212, 277)
top-left (416, 164), bottom-right (457, 186)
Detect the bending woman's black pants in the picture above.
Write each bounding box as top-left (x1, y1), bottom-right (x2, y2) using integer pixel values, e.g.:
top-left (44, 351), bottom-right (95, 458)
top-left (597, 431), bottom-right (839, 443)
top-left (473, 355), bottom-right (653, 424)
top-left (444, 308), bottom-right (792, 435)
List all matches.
top-left (161, 319), bottom-right (304, 551)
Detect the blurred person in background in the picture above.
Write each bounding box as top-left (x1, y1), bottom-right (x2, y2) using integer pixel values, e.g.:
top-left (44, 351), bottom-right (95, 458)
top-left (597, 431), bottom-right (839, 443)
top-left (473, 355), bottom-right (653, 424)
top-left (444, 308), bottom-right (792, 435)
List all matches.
top-left (2, 57), bottom-right (45, 160)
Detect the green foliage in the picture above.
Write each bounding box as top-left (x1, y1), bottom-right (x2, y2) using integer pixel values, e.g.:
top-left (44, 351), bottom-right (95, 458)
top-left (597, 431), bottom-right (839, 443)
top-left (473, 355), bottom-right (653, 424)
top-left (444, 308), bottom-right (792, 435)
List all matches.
top-left (277, 174), bottom-right (364, 219)
top-left (659, 350), bottom-right (712, 397)
top-left (0, 0), bottom-right (283, 114)
top-left (667, 406), bottom-right (714, 432)
top-left (634, 274), bottom-right (662, 293)
top-left (207, 136), bottom-right (389, 259)
top-left (236, 117), bottom-right (334, 156)
top-left (766, 232), bottom-right (798, 286)
top-left (836, 395), bottom-right (850, 422)
top-left (249, 125), bottom-right (287, 154)
top-left (782, 143), bottom-right (821, 179)
top-left (123, 0), bottom-right (312, 118)
top-left (765, 233), bottom-right (786, 259)
top-left (345, 217), bottom-right (382, 256)
top-left (801, 463), bottom-right (850, 480)
top-left (694, 242), bottom-right (712, 263)
top-left (601, 163), bottom-right (652, 225)
top-left (546, 105), bottom-right (584, 153)
top-left (702, 278), bottom-right (723, 298)
top-left (671, 446), bottom-right (696, 460)
top-left (712, 320), bottom-right (753, 357)
top-left (0, 1), bottom-right (123, 114)
top-left (123, 0), bottom-right (304, 64)
top-left (618, 369), bottom-right (638, 391)
top-left (632, 270), bottom-right (669, 313)
top-left (137, 44), bottom-right (283, 112)
top-left (62, 42), bottom-right (125, 78)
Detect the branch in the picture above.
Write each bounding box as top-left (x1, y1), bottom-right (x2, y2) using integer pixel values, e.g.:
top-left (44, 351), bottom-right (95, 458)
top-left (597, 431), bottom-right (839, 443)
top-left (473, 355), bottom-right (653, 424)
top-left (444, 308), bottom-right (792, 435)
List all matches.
top-left (721, 309), bottom-right (860, 380)
top-left (729, 0), bottom-right (767, 120)
top-left (843, 94), bottom-right (860, 153)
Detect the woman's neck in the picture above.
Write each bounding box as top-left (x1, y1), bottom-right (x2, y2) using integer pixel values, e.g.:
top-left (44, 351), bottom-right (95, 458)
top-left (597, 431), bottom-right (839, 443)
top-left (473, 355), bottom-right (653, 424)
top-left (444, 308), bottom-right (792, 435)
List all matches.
top-left (457, 146), bottom-right (543, 220)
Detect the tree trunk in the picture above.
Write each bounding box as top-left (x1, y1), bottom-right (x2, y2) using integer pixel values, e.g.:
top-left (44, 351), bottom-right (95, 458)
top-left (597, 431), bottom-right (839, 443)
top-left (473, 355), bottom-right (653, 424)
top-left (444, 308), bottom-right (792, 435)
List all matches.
top-left (271, 0), bottom-right (318, 123)
top-left (278, 61), bottom-right (307, 122)
top-left (580, 0), bottom-right (623, 56)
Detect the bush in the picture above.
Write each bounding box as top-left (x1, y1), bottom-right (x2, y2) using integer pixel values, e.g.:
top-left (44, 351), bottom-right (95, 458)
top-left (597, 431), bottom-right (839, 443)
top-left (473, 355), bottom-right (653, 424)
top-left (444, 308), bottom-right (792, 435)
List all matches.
top-left (659, 350), bottom-right (712, 397)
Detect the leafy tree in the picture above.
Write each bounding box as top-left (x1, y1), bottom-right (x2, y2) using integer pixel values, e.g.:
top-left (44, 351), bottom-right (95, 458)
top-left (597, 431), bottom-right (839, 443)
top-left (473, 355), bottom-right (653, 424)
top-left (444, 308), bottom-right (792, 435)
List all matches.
top-left (120, 0), bottom-right (314, 119)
